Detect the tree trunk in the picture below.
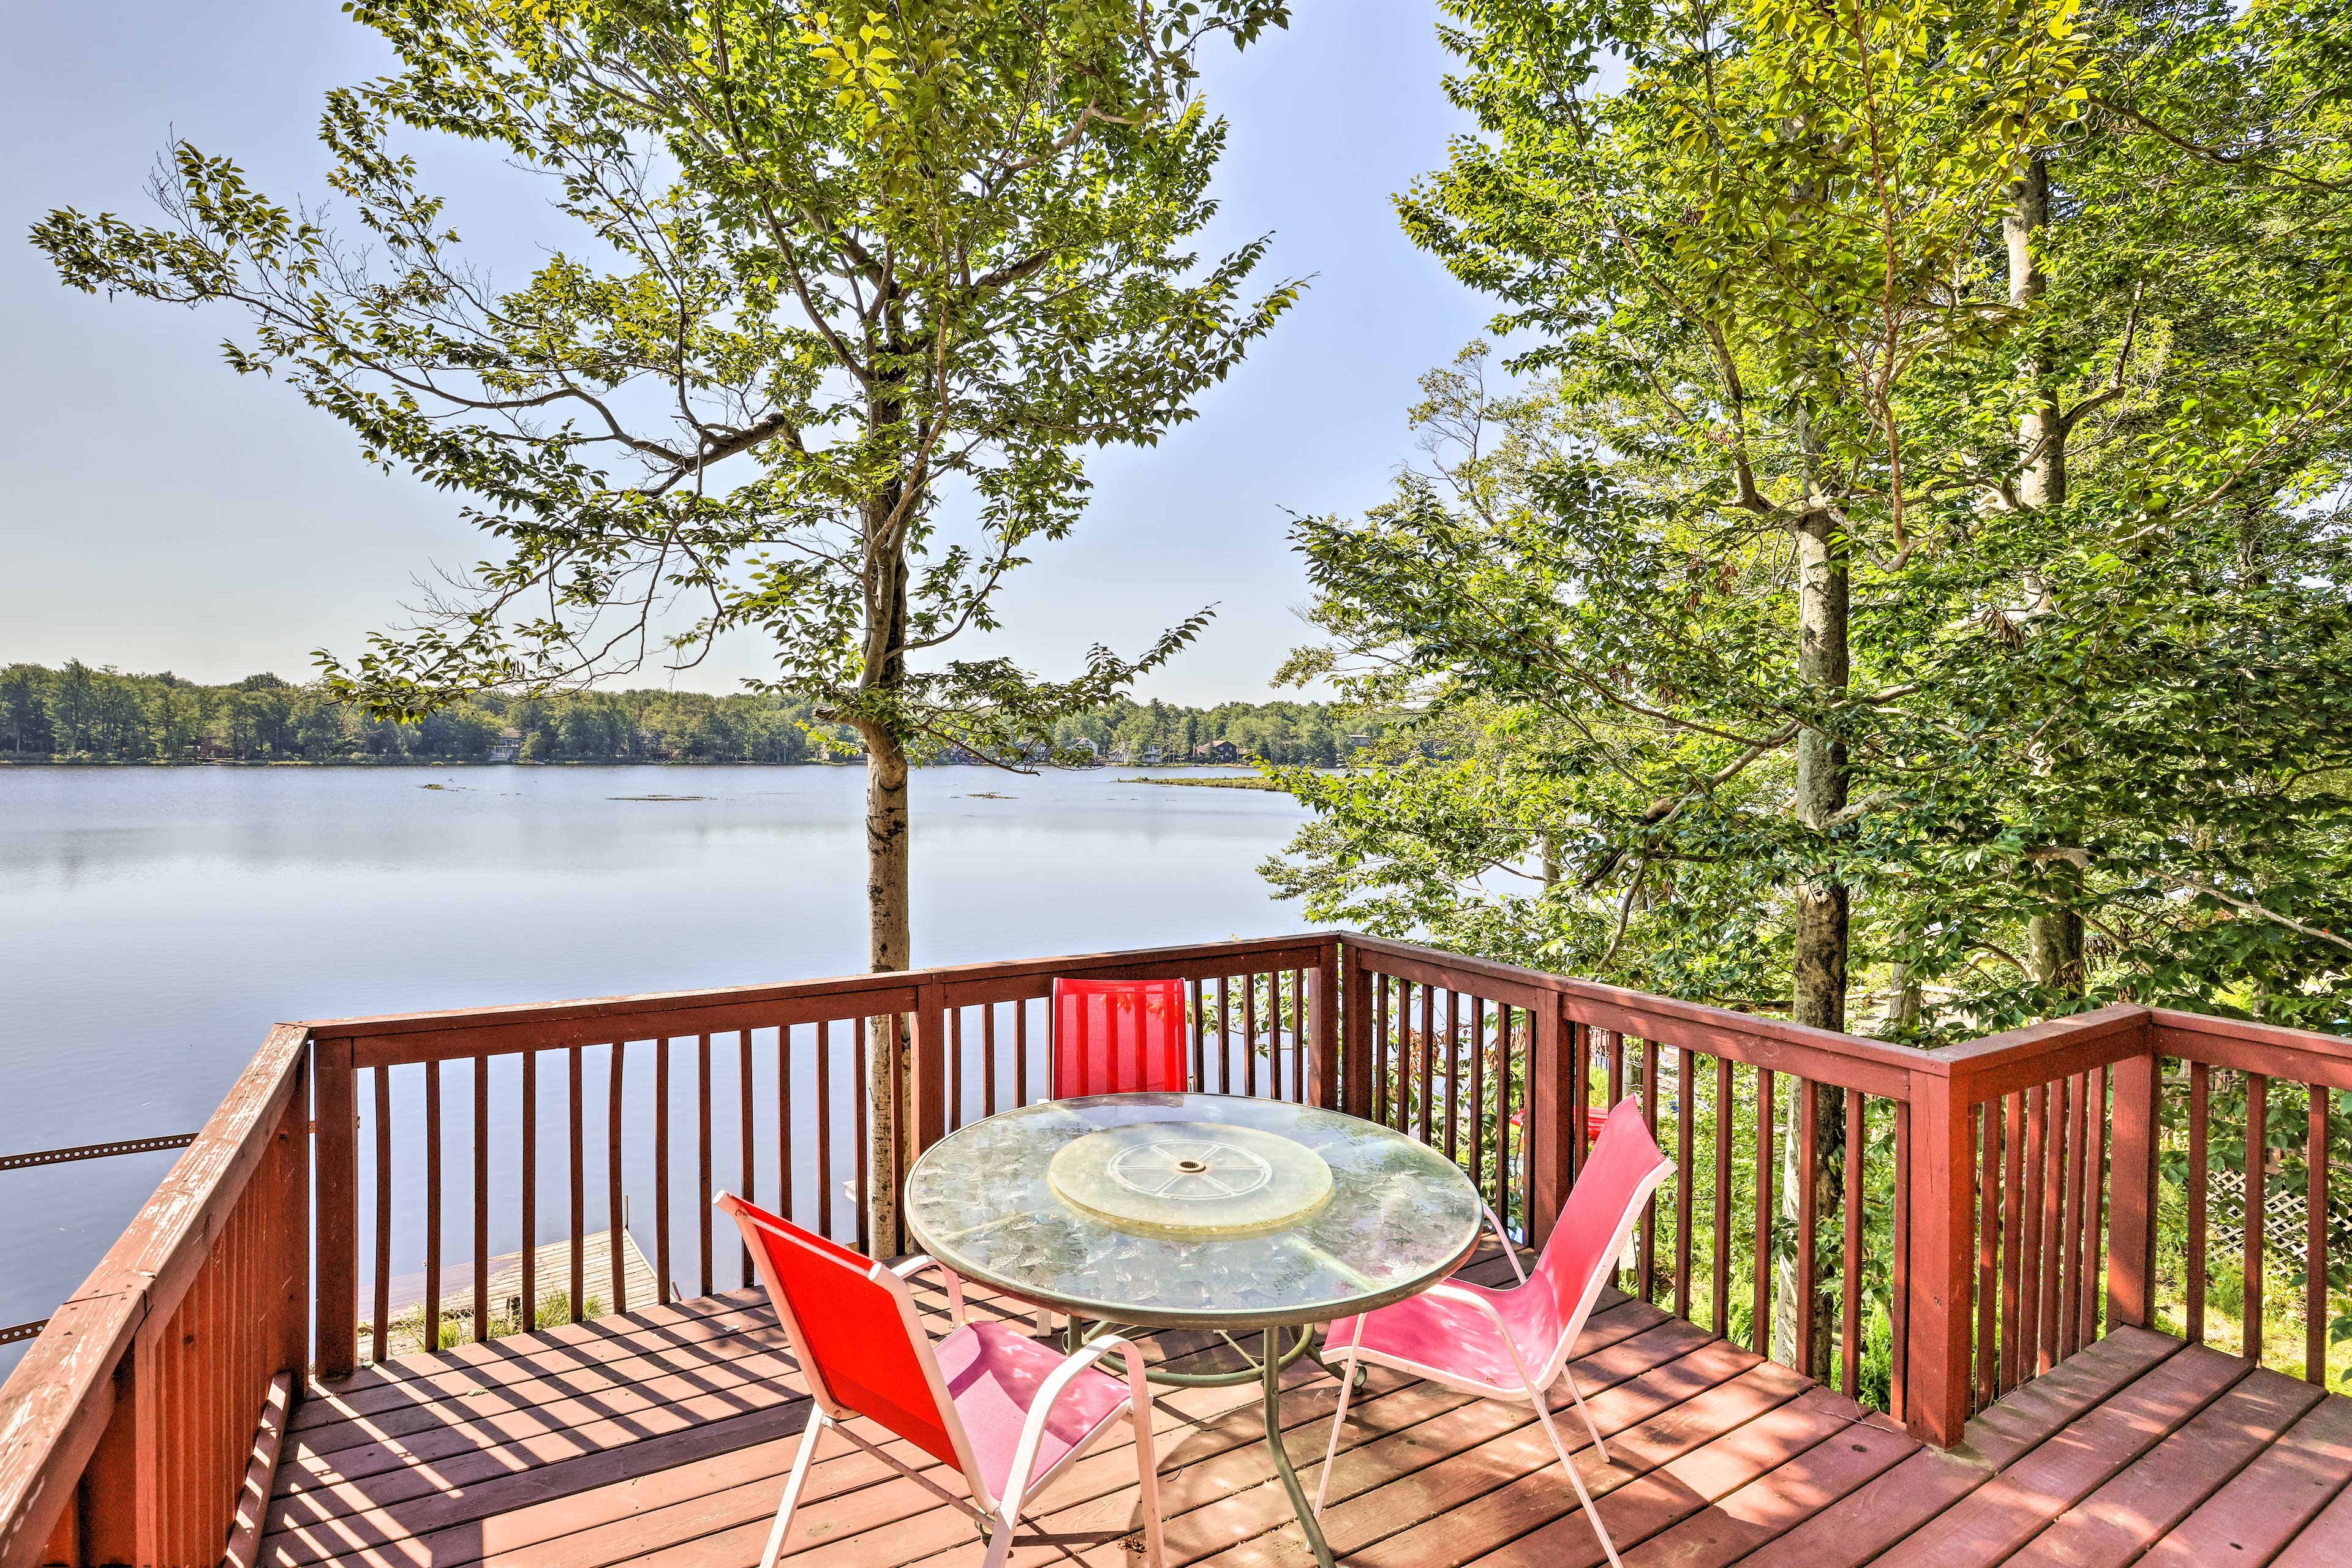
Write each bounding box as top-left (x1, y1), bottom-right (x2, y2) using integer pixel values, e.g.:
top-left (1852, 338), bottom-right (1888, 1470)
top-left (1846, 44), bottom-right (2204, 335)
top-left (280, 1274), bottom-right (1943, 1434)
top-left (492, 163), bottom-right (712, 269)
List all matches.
top-left (2008, 152), bottom-right (2087, 999)
top-left (866, 732), bottom-right (912, 972)
top-left (1776, 480), bottom-right (1849, 1378)
top-left (861, 462), bottom-right (917, 1254)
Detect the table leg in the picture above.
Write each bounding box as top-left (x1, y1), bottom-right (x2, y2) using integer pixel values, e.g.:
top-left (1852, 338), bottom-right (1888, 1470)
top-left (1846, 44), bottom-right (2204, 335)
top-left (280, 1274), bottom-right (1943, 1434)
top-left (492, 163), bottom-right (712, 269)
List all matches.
top-left (1264, 1327), bottom-right (1338, 1568)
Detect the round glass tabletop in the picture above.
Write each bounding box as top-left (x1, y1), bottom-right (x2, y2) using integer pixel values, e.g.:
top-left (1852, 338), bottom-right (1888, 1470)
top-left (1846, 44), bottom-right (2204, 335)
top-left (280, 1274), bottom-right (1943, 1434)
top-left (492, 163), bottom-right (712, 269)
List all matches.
top-left (902, 1093), bottom-right (1484, 1330)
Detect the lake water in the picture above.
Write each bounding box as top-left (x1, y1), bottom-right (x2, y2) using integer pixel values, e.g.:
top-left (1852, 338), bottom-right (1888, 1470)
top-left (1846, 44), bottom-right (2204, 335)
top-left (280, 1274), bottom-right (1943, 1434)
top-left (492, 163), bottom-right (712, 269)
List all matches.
top-left (0, 763), bottom-right (1311, 1354)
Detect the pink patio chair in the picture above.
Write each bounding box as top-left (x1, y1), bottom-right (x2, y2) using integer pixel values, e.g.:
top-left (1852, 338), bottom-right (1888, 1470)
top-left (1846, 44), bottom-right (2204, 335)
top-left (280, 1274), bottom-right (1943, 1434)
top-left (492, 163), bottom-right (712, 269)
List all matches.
top-left (1312, 1098), bottom-right (1672, 1568)
top-left (717, 1193), bottom-right (1167, 1568)
top-left (1052, 975), bottom-right (1189, 1098)
top-left (1024, 976), bottom-right (1194, 1335)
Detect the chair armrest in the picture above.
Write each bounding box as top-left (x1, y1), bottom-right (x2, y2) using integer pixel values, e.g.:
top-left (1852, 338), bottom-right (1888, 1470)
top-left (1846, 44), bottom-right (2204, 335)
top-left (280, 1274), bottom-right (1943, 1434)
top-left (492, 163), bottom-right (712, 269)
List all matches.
top-left (1480, 1201), bottom-right (1529, 1284)
top-left (998, 1333), bottom-right (1139, 1515)
top-left (889, 1254), bottom-right (967, 1328)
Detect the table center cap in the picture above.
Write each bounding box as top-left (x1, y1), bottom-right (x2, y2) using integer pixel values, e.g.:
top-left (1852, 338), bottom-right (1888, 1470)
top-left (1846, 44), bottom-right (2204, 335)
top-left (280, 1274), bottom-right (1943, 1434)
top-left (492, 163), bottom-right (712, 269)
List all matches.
top-left (1049, 1121), bottom-right (1333, 1237)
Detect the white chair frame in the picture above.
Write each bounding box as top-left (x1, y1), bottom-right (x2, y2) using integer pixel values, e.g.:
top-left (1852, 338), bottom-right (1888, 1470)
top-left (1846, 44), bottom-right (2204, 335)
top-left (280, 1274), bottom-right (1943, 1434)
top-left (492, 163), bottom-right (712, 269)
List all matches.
top-left (1312, 1158), bottom-right (1671, 1568)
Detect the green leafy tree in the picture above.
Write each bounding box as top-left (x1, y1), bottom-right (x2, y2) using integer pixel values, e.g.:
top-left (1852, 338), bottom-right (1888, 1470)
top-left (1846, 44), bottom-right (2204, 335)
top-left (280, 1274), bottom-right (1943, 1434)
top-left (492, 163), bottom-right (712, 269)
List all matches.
top-left (1276, 0), bottom-right (2352, 1375)
top-left (36, 0), bottom-right (1300, 1243)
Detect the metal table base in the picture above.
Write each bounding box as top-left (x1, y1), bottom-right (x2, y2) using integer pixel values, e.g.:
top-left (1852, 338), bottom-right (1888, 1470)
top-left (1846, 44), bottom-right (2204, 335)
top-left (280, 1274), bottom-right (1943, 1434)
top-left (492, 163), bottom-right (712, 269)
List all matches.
top-left (1064, 1317), bottom-right (1351, 1568)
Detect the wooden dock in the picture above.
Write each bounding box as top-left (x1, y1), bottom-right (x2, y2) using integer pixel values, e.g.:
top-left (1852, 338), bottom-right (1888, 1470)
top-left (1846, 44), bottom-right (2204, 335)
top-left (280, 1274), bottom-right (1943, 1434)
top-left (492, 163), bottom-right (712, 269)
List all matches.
top-left (363, 1227), bottom-right (660, 1364)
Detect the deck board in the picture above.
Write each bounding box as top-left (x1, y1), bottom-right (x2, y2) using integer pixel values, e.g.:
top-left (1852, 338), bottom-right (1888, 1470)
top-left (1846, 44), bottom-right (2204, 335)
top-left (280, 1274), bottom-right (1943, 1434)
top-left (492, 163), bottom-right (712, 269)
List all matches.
top-left (262, 1256), bottom-right (2352, 1568)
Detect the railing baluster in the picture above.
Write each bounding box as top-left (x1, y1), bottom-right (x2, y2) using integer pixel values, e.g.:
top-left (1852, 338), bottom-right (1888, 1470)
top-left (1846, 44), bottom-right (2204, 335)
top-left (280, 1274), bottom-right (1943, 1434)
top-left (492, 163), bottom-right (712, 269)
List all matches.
top-left (948, 1006), bottom-right (964, 1131)
top-left (697, 1033), bottom-right (714, 1299)
top-left (1494, 1005), bottom-right (1514, 1231)
top-left (778, 1025), bottom-right (794, 1227)
top-left (2080, 1063), bottom-right (2107, 1344)
top-left (2001, 1091), bottom-right (2024, 1393)
top-left (1372, 975), bottom-right (1389, 1125)
top-left (1977, 1099), bottom-right (1999, 1409)
top-left (1841, 1085), bottom-right (1864, 1400)
top-left (474, 1054), bottom-right (490, 1340)
top-left (1219, 975), bottom-right (1234, 1095)
top-left (1892, 1098), bottom-right (1910, 1423)
top-left (2038, 1074), bottom-right (2068, 1374)
top-left (738, 1031), bottom-right (756, 1287)
top-left (1753, 1066), bottom-right (1774, 1354)
top-left (568, 1045), bottom-right (585, 1322)
top-left (1607, 1031), bottom-right (1625, 1114)
top-left (1466, 998), bottom-right (1486, 1194)
top-left (1297, 968), bottom-right (1309, 1101)
top-left (2188, 1061), bottom-right (2209, 1343)
top-left (1714, 1053), bottom-right (1733, 1336)
top-left (1799, 1079), bottom-right (1820, 1373)
top-left (655, 1037), bottom-right (671, 1304)
top-left (1675, 1049), bottom-right (1695, 1324)
top-left (2061, 1070), bottom-right (2089, 1357)
top-left (608, 1042), bottom-right (627, 1314)
top-left (982, 1002), bottom-right (998, 1118)
top-left (424, 1059), bottom-right (443, 1352)
top-left (853, 1015), bottom-right (871, 1253)
top-left (1185, 977), bottom-right (1202, 1093)
top-left (522, 1047), bottom-right (538, 1330)
top-left (815, 1021), bottom-right (833, 1238)
top-left (2244, 1070), bottom-right (2268, 1363)
top-left (1019, 993), bottom-right (1034, 1107)
top-left (1571, 1021), bottom-right (1592, 1178)
top-left (1246, 973), bottom-right (1263, 1099)
top-left (2021, 1082), bottom-right (2047, 1369)
top-left (1640, 1038), bottom-right (1660, 1303)
top-left (1442, 991), bottom-right (1461, 1163)
top-left (372, 1066), bottom-right (391, 1366)
top-left (1416, 982), bottom-right (1434, 1142)
top-left (2308, 1082), bottom-right (2328, 1385)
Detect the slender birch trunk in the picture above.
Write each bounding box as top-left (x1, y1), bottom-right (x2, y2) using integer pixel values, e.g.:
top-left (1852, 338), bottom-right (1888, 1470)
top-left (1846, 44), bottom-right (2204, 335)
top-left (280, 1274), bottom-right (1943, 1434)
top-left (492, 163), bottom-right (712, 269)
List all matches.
top-left (1776, 423), bottom-right (1850, 1378)
top-left (2009, 153), bottom-right (2087, 997)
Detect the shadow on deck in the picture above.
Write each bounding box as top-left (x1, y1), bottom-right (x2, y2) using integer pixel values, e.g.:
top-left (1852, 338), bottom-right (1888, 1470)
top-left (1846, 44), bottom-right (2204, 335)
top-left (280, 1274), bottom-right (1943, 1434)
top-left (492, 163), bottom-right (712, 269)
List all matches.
top-left (262, 1247), bottom-right (2352, 1568)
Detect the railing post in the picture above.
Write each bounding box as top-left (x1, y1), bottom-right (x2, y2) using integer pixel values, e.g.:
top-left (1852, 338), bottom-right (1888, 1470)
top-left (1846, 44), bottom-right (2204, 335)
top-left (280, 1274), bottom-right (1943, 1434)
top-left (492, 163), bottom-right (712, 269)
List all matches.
top-left (1340, 941), bottom-right (1373, 1118)
top-left (1526, 995), bottom-right (1571, 1248)
top-left (1904, 1068), bottom-right (1975, 1449)
top-left (280, 1046), bottom-right (313, 1382)
top-left (908, 977), bottom-right (949, 1189)
top-left (1308, 938), bottom-right (1341, 1109)
top-left (312, 1037), bottom-right (357, 1381)
top-left (2105, 1036), bottom-right (2159, 1331)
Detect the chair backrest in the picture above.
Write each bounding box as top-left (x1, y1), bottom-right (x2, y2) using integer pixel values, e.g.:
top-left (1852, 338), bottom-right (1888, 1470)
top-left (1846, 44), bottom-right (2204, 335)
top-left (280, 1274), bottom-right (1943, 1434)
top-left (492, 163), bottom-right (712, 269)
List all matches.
top-left (717, 1193), bottom-right (978, 1488)
top-left (1525, 1096), bottom-right (1673, 1380)
top-left (1051, 976), bottom-right (1189, 1098)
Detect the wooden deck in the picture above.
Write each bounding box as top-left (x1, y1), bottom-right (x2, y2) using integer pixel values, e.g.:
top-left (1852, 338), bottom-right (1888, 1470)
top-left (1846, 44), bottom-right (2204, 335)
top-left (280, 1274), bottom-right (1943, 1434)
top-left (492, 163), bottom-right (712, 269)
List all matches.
top-left (260, 1248), bottom-right (2352, 1568)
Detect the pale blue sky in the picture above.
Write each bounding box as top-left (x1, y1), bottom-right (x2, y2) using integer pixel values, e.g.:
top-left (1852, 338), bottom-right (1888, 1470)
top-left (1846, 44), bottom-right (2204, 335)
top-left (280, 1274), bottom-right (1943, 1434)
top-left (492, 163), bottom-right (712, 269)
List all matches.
top-left (2, 2), bottom-right (1501, 703)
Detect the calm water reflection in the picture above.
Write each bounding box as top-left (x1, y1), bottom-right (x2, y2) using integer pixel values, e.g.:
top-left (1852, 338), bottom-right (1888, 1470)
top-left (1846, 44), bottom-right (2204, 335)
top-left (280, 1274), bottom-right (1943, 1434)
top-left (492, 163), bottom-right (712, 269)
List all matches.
top-left (0, 763), bottom-right (1309, 1343)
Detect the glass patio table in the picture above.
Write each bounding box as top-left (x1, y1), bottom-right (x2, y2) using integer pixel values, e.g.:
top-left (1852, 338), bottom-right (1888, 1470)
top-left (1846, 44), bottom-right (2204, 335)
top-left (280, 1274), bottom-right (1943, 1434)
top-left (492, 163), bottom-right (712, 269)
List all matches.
top-left (902, 1092), bottom-right (1484, 1568)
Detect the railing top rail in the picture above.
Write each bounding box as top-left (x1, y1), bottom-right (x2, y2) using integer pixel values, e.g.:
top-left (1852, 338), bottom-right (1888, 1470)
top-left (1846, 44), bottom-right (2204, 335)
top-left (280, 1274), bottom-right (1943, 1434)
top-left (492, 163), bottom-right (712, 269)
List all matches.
top-left (0, 1022), bottom-right (307, 1568)
top-left (1343, 931), bottom-right (1928, 1099)
top-left (1926, 1004), bottom-right (2152, 1103)
top-left (2147, 1003), bottom-right (2352, 1091)
top-left (304, 930), bottom-right (1343, 1044)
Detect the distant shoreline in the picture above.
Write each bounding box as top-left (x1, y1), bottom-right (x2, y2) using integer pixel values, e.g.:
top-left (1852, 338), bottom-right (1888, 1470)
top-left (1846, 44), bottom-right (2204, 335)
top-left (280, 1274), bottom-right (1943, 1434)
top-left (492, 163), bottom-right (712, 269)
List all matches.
top-left (0, 756), bottom-right (1281, 771)
top-left (1118, 774), bottom-right (1288, 790)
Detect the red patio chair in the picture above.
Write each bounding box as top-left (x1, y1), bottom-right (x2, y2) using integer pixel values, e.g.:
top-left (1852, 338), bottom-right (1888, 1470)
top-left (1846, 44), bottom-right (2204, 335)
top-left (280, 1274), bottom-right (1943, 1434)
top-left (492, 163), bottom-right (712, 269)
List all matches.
top-left (717, 1193), bottom-right (1167, 1568)
top-left (1311, 1097), bottom-right (1672, 1568)
top-left (1052, 975), bottom-right (1189, 1098)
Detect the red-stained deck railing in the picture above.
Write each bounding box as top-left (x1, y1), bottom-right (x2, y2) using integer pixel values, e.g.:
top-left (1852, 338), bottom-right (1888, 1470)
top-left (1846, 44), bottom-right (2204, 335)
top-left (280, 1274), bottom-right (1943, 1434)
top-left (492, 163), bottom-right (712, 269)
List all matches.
top-left (2, 932), bottom-right (2348, 1566)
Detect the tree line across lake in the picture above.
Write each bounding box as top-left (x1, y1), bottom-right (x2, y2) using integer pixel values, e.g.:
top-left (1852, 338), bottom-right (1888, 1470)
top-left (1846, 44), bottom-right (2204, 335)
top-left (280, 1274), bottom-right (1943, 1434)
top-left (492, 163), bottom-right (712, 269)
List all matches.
top-left (0, 660), bottom-right (1348, 769)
